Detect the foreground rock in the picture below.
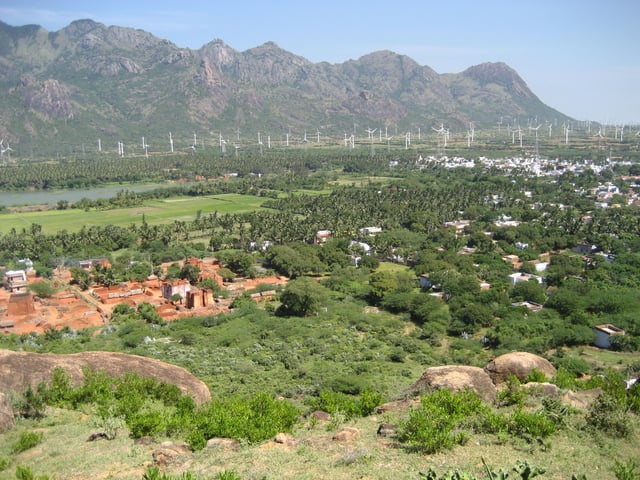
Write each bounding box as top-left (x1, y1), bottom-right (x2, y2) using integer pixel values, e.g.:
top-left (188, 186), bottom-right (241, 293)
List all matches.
top-left (407, 365), bottom-right (497, 404)
top-left (152, 441), bottom-right (191, 466)
top-left (0, 392), bottom-right (14, 433)
top-left (485, 352), bottom-right (556, 384)
top-left (0, 350), bottom-right (211, 405)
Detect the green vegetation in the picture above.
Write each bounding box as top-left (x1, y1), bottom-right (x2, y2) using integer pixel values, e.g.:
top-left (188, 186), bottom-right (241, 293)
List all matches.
top-left (11, 432), bottom-right (43, 454)
top-left (2, 149), bottom-right (640, 478)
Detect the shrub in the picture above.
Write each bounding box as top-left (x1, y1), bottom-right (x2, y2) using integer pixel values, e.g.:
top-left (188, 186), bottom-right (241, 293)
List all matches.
top-left (507, 408), bottom-right (556, 440)
top-left (309, 387), bottom-right (382, 420)
top-left (586, 392), bottom-right (633, 438)
top-left (13, 385), bottom-right (47, 419)
top-left (14, 465), bottom-right (50, 480)
top-left (613, 458), bottom-right (639, 480)
top-left (524, 369), bottom-right (548, 384)
top-left (43, 367), bottom-right (73, 406)
top-left (185, 393), bottom-right (300, 450)
top-left (398, 389), bottom-right (491, 454)
top-left (12, 432), bottom-right (43, 454)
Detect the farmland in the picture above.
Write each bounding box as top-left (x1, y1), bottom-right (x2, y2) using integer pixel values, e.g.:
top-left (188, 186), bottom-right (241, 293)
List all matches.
top-left (0, 193), bottom-right (269, 234)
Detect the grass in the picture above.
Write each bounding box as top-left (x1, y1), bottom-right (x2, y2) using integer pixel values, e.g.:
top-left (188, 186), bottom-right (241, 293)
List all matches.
top-left (0, 194), bottom-right (268, 234)
top-left (2, 401), bottom-right (638, 480)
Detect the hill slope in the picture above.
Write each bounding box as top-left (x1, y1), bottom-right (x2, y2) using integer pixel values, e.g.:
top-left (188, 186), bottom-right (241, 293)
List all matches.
top-left (0, 19), bottom-right (569, 154)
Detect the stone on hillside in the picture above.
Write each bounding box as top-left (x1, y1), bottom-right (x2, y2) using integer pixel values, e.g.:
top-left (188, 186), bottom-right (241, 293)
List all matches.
top-left (374, 398), bottom-right (420, 414)
top-left (407, 365), bottom-right (497, 404)
top-left (332, 427), bottom-right (360, 442)
top-left (485, 352), bottom-right (556, 384)
top-left (274, 433), bottom-right (294, 445)
top-left (522, 382), bottom-right (561, 397)
top-left (562, 388), bottom-right (603, 410)
top-left (0, 349), bottom-right (211, 405)
top-left (376, 424), bottom-right (397, 437)
top-left (0, 392), bottom-right (14, 433)
top-left (206, 438), bottom-right (241, 450)
top-left (310, 410), bottom-right (331, 421)
top-left (152, 441), bottom-right (191, 466)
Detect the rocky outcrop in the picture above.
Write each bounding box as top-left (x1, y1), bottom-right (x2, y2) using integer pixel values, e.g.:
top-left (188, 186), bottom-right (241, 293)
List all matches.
top-left (0, 392), bottom-right (14, 433)
top-left (407, 365), bottom-right (497, 404)
top-left (485, 352), bottom-right (556, 384)
top-left (0, 350), bottom-right (211, 405)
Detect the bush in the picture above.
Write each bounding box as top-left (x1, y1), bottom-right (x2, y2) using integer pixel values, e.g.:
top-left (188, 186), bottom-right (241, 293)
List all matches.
top-left (586, 392), bottom-right (633, 438)
top-left (309, 387), bottom-right (382, 420)
top-left (12, 432), bottom-right (43, 454)
top-left (524, 369), bottom-right (548, 383)
top-left (13, 385), bottom-right (47, 419)
top-left (185, 393), bottom-right (301, 450)
top-left (507, 408), bottom-right (556, 440)
top-left (14, 465), bottom-right (50, 480)
top-left (398, 389), bottom-right (491, 454)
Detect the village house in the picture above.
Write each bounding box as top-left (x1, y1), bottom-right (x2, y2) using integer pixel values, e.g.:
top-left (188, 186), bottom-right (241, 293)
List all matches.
top-left (162, 279), bottom-right (191, 302)
top-left (4, 270), bottom-right (27, 292)
top-left (315, 230), bottom-right (332, 243)
top-left (443, 220), bottom-right (470, 234)
top-left (593, 323), bottom-right (625, 349)
top-left (508, 272), bottom-right (544, 287)
top-left (359, 226), bottom-right (382, 236)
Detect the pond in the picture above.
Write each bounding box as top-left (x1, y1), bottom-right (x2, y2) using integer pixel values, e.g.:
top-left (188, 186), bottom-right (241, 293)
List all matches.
top-left (0, 183), bottom-right (166, 207)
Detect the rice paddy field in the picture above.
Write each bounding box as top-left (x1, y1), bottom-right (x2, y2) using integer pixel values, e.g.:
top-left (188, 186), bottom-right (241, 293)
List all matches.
top-left (0, 194), bottom-right (268, 234)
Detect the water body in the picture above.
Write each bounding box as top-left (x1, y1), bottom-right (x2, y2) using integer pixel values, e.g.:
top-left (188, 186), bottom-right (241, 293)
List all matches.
top-left (0, 183), bottom-right (166, 206)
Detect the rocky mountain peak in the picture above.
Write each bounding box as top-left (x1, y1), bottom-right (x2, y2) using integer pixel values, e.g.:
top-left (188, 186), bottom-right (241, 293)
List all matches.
top-left (462, 62), bottom-right (533, 97)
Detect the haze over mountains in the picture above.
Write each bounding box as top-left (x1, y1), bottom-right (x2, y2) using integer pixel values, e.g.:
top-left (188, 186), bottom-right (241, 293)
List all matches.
top-left (0, 18), bottom-right (570, 151)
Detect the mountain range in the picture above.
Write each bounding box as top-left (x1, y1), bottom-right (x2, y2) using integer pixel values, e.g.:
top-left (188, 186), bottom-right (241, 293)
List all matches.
top-left (0, 18), bottom-right (569, 152)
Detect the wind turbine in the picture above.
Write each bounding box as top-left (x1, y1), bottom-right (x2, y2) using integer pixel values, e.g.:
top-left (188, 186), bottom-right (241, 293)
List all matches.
top-left (97, 138), bottom-right (101, 153)
top-left (385, 134), bottom-right (393, 152)
top-left (141, 137), bottom-right (149, 158)
top-left (316, 129), bottom-right (320, 144)
top-left (405, 131), bottom-right (411, 150)
top-left (432, 124), bottom-right (447, 153)
top-left (518, 125), bottom-right (523, 148)
top-left (219, 135), bottom-right (227, 155)
top-left (0, 139), bottom-right (13, 160)
top-left (532, 124), bottom-right (542, 158)
top-left (564, 123), bottom-right (571, 145)
top-left (169, 132), bottom-right (174, 153)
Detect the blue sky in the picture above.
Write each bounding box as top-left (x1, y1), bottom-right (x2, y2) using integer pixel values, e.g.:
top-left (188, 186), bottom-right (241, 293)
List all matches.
top-left (1, 0), bottom-right (639, 124)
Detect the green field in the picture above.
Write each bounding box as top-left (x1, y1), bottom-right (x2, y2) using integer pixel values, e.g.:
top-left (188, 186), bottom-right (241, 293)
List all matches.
top-left (0, 194), bottom-right (268, 234)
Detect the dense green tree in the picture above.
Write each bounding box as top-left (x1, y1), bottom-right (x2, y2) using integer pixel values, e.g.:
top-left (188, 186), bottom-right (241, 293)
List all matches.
top-left (278, 277), bottom-right (329, 317)
top-left (179, 264), bottom-right (201, 284)
top-left (69, 267), bottom-right (92, 290)
top-left (510, 279), bottom-right (546, 304)
top-left (28, 280), bottom-right (56, 298)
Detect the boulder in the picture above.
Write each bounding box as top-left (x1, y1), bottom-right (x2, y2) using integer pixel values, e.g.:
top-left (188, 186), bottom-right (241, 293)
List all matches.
top-left (522, 382), bottom-right (561, 397)
top-left (332, 427), bottom-right (360, 442)
top-left (562, 388), bottom-right (603, 410)
top-left (407, 365), bottom-right (497, 404)
top-left (309, 410), bottom-right (331, 421)
top-left (0, 349), bottom-right (211, 405)
top-left (206, 437), bottom-right (241, 450)
top-left (152, 441), bottom-right (191, 466)
top-left (376, 423), bottom-right (397, 437)
top-left (0, 392), bottom-right (14, 433)
top-left (485, 352), bottom-right (556, 384)
top-left (374, 398), bottom-right (420, 414)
